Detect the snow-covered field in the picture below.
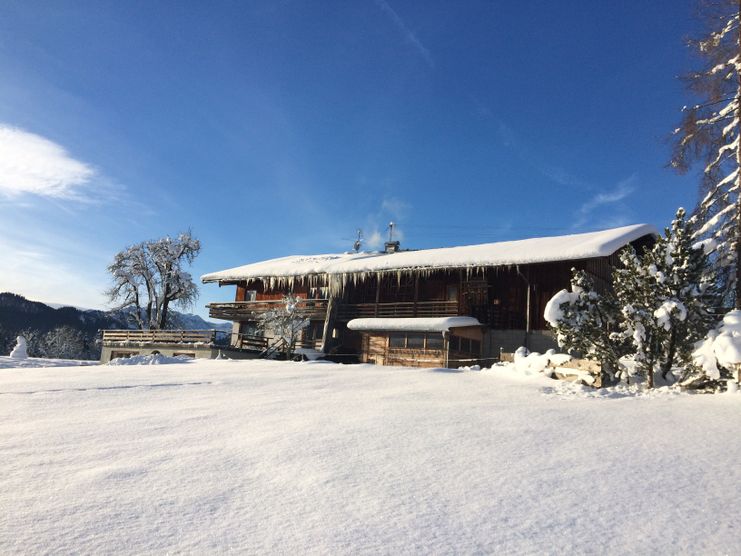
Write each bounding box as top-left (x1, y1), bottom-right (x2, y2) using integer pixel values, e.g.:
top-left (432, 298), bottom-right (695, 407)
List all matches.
top-left (0, 355), bottom-right (98, 369)
top-left (1, 359), bottom-right (739, 554)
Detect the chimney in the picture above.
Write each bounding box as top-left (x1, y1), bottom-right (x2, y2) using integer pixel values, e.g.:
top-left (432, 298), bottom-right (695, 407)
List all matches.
top-left (384, 240), bottom-right (400, 254)
top-left (384, 221), bottom-right (400, 253)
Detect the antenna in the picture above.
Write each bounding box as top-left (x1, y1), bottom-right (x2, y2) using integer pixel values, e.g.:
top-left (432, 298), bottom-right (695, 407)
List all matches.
top-left (353, 229), bottom-right (363, 252)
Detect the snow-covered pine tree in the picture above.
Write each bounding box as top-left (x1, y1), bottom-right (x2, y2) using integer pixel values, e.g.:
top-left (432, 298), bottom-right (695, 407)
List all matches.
top-left (613, 247), bottom-right (659, 387)
top-left (42, 326), bottom-right (96, 360)
top-left (544, 269), bottom-right (625, 384)
top-left (614, 208), bottom-right (721, 387)
top-left (670, 0), bottom-right (741, 308)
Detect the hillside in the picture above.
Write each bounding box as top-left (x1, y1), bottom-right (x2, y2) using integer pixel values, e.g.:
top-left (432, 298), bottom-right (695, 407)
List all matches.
top-left (0, 293), bottom-right (230, 359)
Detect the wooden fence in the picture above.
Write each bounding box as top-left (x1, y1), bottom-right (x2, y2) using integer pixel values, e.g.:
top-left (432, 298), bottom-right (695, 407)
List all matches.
top-left (101, 329), bottom-right (227, 345)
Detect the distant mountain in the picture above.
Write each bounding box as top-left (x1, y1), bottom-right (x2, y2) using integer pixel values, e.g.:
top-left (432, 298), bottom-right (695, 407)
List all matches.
top-left (0, 292), bottom-right (230, 359)
top-left (0, 293), bottom-right (128, 336)
top-left (167, 311), bottom-right (232, 332)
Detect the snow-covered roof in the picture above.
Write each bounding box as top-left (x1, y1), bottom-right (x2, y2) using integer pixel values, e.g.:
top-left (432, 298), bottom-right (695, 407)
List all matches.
top-left (347, 317), bottom-right (482, 333)
top-left (202, 252), bottom-right (371, 284)
top-left (201, 224), bottom-right (658, 284)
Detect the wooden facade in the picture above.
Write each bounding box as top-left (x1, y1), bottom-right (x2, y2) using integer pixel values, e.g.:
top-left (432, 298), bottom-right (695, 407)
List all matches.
top-left (203, 231), bottom-right (655, 367)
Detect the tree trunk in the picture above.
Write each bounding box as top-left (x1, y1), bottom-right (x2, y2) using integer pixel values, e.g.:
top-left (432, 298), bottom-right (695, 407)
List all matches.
top-left (160, 298), bottom-right (170, 330)
top-left (145, 301), bottom-right (153, 330)
top-left (661, 328), bottom-right (677, 380)
top-left (646, 336), bottom-right (655, 389)
top-left (132, 289), bottom-right (145, 330)
top-left (320, 296), bottom-right (336, 354)
top-left (736, 0), bottom-right (741, 309)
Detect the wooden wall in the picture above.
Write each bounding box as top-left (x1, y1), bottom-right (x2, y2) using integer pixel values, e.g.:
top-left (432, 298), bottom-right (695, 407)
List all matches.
top-left (360, 332), bottom-right (447, 367)
top-left (233, 234), bottom-right (655, 337)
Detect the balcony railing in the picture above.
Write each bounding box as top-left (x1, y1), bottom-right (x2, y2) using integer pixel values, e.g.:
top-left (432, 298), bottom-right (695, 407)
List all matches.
top-left (232, 333), bottom-right (322, 353)
top-left (336, 300), bottom-right (459, 320)
top-left (101, 329), bottom-right (230, 345)
top-left (207, 299), bottom-right (329, 321)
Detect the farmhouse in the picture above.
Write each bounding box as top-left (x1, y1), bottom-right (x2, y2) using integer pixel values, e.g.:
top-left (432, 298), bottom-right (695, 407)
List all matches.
top-left (200, 224), bottom-right (657, 367)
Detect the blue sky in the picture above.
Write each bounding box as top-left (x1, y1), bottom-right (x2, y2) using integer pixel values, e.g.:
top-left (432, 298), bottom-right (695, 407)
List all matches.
top-left (0, 0), bottom-right (702, 316)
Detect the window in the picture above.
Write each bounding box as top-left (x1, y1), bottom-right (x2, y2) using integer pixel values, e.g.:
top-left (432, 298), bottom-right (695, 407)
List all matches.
top-left (461, 338), bottom-right (471, 353)
top-left (304, 323), bottom-right (324, 341)
top-left (388, 332), bottom-right (443, 350)
top-left (470, 340), bottom-right (481, 355)
top-left (448, 335), bottom-right (480, 355)
top-left (407, 333), bottom-right (425, 349)
top-left (426, 334), bottom-right (444, 350)
top-left (446, 285), bottom-right (458, 302)
top-left (389, 333), bottom-right (405, 348)
top-left (449, 336), bottom-right (460, 352)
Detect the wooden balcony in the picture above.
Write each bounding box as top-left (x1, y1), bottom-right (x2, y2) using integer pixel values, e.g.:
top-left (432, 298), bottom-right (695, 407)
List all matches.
top-left (207, 299), bottom-right (329, 321)
top-left (101, 329), bottom-right (229, 345)
top-left (336, 300), bottom-right (459, 321)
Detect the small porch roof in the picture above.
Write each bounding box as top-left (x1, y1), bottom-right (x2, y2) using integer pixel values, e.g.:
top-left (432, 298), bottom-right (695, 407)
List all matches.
top-left (347, 317), bottom-right (482, 333)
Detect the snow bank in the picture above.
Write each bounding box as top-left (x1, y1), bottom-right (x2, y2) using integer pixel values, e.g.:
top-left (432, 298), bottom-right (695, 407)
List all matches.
top-left (293, 348), bottom-right (324, 361)
top-left (347, 316), bottom-right (481, 332)
top-left (0, 356), bottom-right (98, 369)
top-left (107, 354), bottom-right (194, 366)
top-left (1, 359), bottom-right (740, 554)
top-left (513, 347), bottom-right (571, 374)
top-left (692, 310), bottom-right (741, 379)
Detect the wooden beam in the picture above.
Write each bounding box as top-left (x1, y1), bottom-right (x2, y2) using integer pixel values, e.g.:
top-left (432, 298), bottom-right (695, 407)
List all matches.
top-left (374, 276), bottom-right (381, 317)
top-left (413, 274), bottom-right (420, 317)
top-left (320, 296), bottom-right (336, 353)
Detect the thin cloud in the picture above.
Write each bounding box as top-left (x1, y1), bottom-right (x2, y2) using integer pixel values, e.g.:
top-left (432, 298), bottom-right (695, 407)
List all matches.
top-left (365, 230), bottom-right (383, 250)
top-left (381, 196), bottom-right (410, 220)
top-left (573, 176), bottom-right (637, 229)
top-left (0, 124), bottom-right (95, 200)
top-left (495, 120), bottom-right (591, 191)
top-left (578, 178), bottom-right (635, 214)
top-left (0, 233), bottom-right (109, 309)
top-left (362, 196), bottom-right (409, 250)
top-left (374, 0), bottom-right (434, 69)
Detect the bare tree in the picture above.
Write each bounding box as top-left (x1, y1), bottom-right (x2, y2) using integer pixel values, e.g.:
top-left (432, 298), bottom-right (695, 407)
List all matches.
top-left (671, 0), bottom-right (741, 307)
top-left (255, 294), bottom-right (310, 359)
top-left (107, 232), bottom-right (201, 330)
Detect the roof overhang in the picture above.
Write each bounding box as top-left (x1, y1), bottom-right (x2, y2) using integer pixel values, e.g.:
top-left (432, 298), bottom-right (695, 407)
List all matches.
top-left (347, 317), bottom-right (482, 333)
top-left (201, 223), bottom-right (659, 285)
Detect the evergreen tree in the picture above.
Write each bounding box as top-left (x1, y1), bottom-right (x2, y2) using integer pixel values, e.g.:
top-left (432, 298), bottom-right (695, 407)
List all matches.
top-left (613, 208), bottom-right (721, 386)
top-left (42, 326), bottom-right (98, 360)
top-left (670, 0), bottom-right (741, 308)
top-left (544, 269), bottom-right (626, 384)
top-left (547, 209), bottom-right (720, 388)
